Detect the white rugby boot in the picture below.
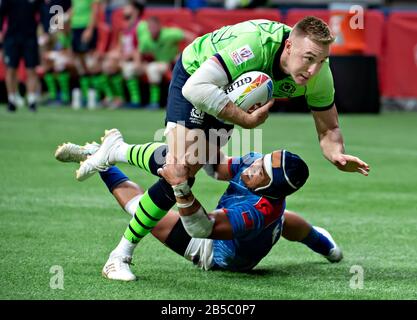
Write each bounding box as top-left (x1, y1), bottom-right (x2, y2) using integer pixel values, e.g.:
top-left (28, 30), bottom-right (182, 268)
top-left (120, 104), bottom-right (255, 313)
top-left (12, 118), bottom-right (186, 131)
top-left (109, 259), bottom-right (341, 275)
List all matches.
top-left (55, 142), bottom-right (100, 163)
top-left (76, 129), bottom-right (124, 181)
top-left (314, 226), bottom-right (343, 263)
top-left (102, 252), bottom-right (136, 282)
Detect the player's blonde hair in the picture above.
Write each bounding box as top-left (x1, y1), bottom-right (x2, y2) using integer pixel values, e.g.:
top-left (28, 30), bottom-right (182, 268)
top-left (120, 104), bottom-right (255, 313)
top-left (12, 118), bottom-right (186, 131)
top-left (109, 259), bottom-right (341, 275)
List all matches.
top-left (291, 16), bottom-right (335, 45)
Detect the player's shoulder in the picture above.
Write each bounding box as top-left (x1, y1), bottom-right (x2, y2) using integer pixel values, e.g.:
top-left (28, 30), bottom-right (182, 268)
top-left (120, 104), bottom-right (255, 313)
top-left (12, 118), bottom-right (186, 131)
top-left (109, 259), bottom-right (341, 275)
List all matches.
top-left (137, 20), bottom-right (148, 32)
top-left (247, 19), bottom-right (292, 41)
top-left (307, 59), bottom-right (333, 90)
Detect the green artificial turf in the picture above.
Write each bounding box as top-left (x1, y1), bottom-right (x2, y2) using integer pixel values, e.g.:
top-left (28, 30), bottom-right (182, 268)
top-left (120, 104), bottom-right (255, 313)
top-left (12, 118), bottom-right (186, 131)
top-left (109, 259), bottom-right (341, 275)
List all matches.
top-left (0, 106), bottom-right (416, 300)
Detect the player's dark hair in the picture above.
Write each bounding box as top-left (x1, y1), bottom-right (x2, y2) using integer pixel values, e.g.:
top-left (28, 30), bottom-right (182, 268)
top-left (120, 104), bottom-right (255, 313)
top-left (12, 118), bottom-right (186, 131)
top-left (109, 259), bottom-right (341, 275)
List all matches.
top-left (292, 16), bottom-right (335, 45)
top-left (129, 0), bottom-right (145, 17)
top-left (148, 16), bottom-right (160, 25)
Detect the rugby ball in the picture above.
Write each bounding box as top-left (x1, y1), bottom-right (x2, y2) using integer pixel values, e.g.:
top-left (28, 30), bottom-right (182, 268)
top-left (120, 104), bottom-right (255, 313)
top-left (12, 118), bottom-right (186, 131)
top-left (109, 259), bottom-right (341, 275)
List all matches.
top-left (224, 71), bottom-right (273, 112)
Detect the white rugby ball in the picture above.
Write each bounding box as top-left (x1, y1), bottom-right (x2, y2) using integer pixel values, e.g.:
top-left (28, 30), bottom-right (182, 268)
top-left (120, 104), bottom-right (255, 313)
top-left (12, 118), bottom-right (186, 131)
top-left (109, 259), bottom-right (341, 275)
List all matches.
top-left (224, 71), bottom-right (273, 112)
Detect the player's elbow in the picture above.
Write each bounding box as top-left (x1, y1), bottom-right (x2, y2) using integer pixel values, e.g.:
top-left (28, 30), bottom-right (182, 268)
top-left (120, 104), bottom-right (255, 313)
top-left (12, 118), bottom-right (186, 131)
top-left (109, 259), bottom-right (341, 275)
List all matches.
top-left (182, 80), bottom-right (196, 105)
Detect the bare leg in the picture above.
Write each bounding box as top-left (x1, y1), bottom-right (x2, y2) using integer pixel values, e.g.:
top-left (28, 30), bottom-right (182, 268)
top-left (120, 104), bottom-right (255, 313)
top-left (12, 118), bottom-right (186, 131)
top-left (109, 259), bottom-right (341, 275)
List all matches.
top-left (5, 68), bottom-right (18, 97)
top-left (110, 180), bottom-right (179, 244)
top-left (282, 210), bottom-right (312, 242)
top-left (26, 68), bottom-right (39, 95)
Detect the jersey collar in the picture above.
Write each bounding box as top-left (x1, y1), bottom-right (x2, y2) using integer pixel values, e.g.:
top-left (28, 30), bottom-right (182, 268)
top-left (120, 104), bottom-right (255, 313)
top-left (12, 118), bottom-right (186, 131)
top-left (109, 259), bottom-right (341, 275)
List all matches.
top-left (272, 31), bottom-right (290, 81)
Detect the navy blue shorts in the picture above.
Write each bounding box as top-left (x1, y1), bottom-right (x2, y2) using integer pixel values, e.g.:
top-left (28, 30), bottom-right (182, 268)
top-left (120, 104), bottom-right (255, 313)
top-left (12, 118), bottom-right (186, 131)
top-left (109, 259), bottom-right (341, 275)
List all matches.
top-left (71, 28), bottom-right (98, 54)
top-left (3, 34), bottom-right (39, 69)
top-left (166, 56), bottom-right (234, 139)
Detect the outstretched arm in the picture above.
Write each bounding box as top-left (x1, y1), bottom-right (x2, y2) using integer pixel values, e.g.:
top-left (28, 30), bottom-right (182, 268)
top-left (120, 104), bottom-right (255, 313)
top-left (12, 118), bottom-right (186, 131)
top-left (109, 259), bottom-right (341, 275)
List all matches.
top-left (312, 105), bottom-right (370, 176)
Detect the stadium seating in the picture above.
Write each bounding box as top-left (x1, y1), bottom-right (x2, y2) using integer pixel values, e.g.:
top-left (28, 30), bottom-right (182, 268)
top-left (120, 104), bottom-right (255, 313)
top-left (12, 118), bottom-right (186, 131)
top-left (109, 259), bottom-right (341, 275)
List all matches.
top-left (195, 8), bottom-right (282, 34)
top-left (142, 8), bottom-right (199, 33)
top-left (285, 9), bottom-right (384, 57)
top-left (285, 9), bottom-right (385, 94)
top-left (383, 12), bottom-right (417, 98)
top-left (0, 7), bottom-right (416, 102)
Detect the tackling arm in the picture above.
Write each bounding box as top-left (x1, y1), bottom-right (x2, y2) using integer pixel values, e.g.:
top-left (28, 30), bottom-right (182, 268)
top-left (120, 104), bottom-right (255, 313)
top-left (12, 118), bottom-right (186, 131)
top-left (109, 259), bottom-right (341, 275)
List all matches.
top-left (157, 164), bottom-right (234, 239)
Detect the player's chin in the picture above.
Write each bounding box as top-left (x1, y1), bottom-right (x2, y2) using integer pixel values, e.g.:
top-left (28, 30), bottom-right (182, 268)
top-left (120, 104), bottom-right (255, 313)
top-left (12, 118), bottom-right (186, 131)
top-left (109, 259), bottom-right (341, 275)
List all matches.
top-left (294, 75), bottom-right (309, 85)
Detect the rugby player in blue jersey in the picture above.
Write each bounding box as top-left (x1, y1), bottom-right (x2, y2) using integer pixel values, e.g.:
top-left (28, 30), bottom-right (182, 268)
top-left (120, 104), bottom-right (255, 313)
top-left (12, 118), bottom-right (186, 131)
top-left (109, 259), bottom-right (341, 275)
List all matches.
top-left (55, 130), bottom-right (342, 281)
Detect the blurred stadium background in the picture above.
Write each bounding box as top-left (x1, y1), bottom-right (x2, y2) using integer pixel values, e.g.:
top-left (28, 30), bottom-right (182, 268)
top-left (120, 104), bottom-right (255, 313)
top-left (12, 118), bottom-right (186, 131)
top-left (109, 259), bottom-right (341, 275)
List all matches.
top-left (0, 0), bottom-right (416, 300)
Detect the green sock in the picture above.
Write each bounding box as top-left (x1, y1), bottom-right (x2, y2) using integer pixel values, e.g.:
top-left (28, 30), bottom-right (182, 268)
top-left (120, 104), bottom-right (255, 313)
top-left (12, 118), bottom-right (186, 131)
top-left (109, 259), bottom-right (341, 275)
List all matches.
top-left (44, 73), bottom-right (57, 100)
top-left (149, 84), bottom-right (160, 105)
top-left (126, 78), bottom-right (141, 104)
top-left (79, 76), bottom-right (90, 101)
top-left (127, 143), bottom-right (166, 175)
top-left (90, 74), bottom-right (101, 99)
top-left (124, 142), bottom-right (171, 243)
top-left (110, 74), bottom-right (125, 100)
top-left (99, 74), bottom-right (114, 100)
top-left (56, 72), bottom-right (70, 103)
top-left (123, 190), bottom-right (170, 244)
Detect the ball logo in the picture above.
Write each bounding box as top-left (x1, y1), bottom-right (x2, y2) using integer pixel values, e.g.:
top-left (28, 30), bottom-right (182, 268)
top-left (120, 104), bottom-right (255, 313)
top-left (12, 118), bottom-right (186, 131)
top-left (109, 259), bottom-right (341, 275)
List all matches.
top-left (224, 77), bottom-right (252, 95)
top-left (235, 74), bottom-right (271, 106)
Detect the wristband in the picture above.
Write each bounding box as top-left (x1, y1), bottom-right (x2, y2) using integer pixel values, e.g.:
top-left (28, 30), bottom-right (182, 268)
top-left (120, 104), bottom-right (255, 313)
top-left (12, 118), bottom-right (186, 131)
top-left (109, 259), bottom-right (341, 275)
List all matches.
top-left (172, 180), bottom-right (191, 198)
top-left (176, 197), bottom-right (195, 209)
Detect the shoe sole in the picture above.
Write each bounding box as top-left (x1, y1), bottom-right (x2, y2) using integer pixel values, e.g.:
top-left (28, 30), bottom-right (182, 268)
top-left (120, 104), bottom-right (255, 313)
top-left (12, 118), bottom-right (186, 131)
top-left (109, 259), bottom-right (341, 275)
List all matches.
top-left (75, 129), bottom-right (119, 181)
top-left (55, 143), bottom-right (86, 163)
top-left (101, 270), bottom-right (136, 282)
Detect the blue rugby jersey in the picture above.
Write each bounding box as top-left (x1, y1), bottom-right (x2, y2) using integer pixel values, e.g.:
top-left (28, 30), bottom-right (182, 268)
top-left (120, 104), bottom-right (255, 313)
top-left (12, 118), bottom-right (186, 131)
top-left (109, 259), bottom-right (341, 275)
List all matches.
top-left (212, 153), bottom-right (286, 272)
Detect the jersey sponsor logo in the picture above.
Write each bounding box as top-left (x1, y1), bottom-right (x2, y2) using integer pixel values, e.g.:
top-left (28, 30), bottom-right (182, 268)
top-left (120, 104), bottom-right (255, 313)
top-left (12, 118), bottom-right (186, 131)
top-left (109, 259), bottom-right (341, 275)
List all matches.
top-left (242, 212), bottom-right (254, 230)
top-left (230, 45), bottom-right (255, 66)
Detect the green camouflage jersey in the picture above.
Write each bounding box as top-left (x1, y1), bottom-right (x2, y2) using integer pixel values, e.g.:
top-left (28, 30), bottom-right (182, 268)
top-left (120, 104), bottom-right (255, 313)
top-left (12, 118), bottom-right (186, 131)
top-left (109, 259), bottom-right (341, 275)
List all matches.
top-left (182, 20), bottom-right (334, 110)
top-left (71, 0), bottom-right (99, 29)
top-left (137, 21), bottom-right (185, 63)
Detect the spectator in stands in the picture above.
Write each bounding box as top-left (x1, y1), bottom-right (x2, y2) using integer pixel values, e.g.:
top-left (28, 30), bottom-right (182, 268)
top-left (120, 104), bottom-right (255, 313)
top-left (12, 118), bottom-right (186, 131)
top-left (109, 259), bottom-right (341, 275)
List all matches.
top-left (102, 0), bottom-right (145, 109)
top-left (40, 0), bottom-right (73, 105)
top-left (136, 16), bottom-right (195, 109)
top-left (67, 0), bottom-right (101, 105)
top-left (104, 0), bottom-right (130, 25)
top-left (0, 0), bottom-right (48, 112)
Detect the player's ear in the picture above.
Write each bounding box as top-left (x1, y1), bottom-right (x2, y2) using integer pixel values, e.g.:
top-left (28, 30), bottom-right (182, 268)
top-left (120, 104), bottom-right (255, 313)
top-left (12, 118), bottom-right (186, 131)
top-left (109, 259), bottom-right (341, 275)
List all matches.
top-left (285, 39), bottom-right (292, 53)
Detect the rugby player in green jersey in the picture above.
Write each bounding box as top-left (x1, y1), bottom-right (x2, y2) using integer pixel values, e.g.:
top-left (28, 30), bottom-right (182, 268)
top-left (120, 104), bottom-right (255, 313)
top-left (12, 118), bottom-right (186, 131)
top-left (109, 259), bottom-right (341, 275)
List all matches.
top-left (74, 17), bottom-right (369, 279)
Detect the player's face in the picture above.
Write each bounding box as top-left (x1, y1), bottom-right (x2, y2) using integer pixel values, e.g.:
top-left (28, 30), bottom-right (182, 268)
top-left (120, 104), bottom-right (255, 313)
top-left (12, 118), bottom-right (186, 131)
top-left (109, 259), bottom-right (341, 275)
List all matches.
top-left (241, 158), bottom-right (271, 190)
top-left (149, 20), bottom-right (161, 40)
top-left (286, 36), bottom-right (330, 85)
top-left (123, 5), bottom-right (134, 20)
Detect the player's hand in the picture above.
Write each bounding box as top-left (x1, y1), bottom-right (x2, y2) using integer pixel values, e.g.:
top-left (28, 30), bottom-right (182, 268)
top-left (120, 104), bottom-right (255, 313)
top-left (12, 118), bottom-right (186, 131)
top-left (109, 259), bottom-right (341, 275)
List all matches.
top-left (245, 99), bottom-right (274, 128)
top-left (157, 153), bottom-right (190, 185)
top-left (332, 154), bottom-right (370, 176)
top-left (82, 28), bottom-right (93, 44)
